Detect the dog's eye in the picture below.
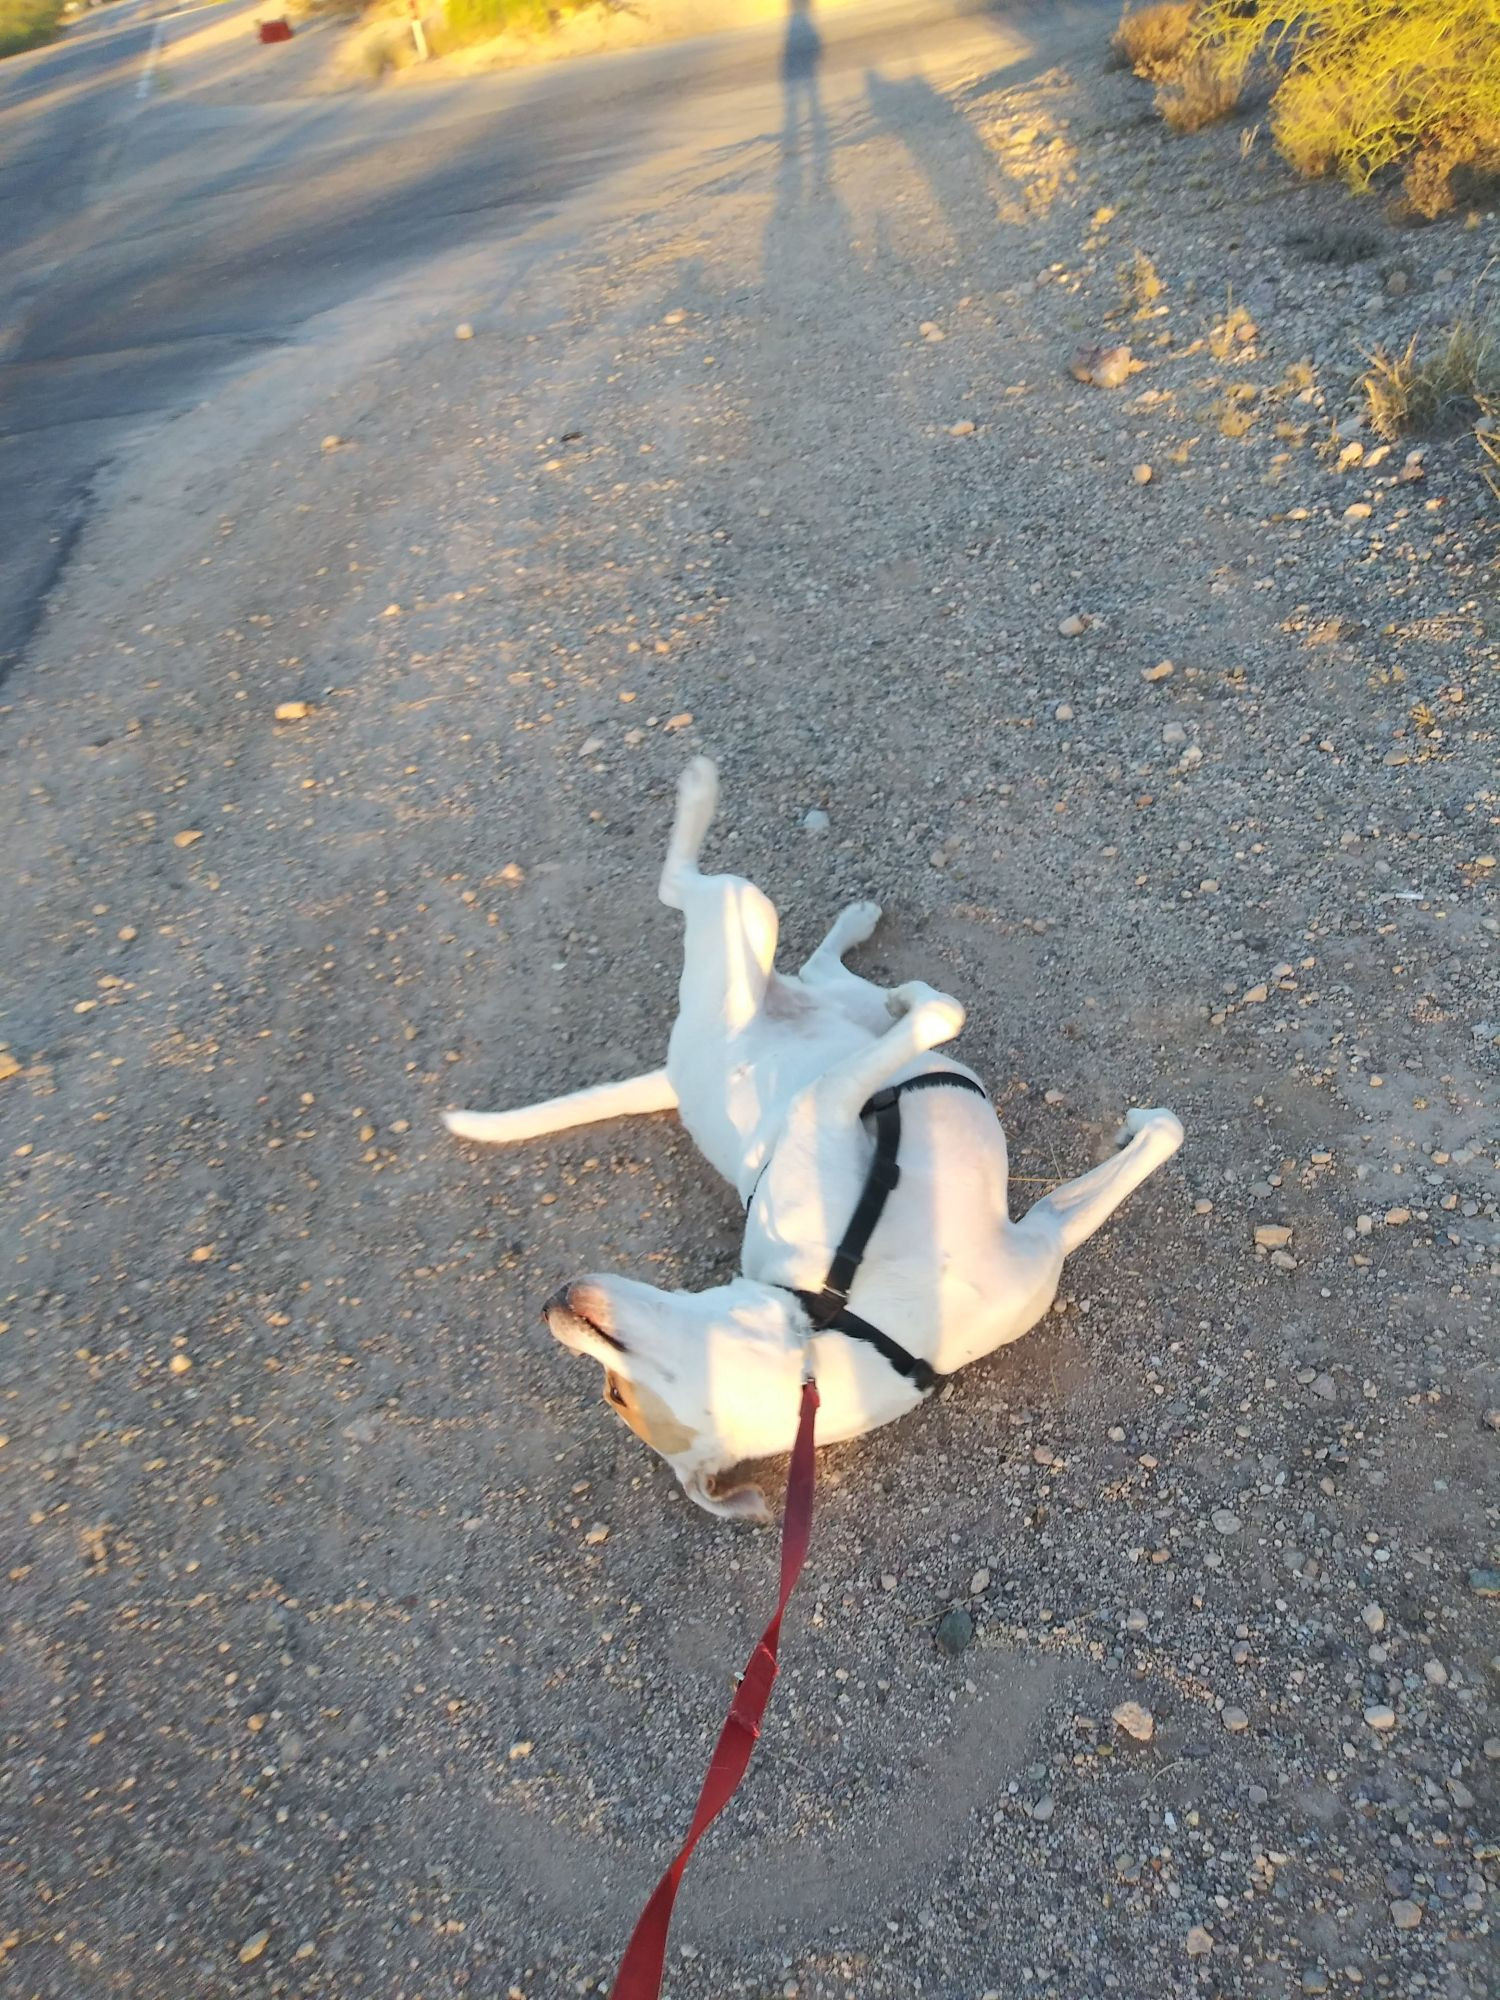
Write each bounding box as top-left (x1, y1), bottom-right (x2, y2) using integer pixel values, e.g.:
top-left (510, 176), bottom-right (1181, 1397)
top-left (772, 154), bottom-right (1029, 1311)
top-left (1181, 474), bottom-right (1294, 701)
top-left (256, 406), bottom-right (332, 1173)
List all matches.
top-left (605, 1379), bottom-right (625, 1407)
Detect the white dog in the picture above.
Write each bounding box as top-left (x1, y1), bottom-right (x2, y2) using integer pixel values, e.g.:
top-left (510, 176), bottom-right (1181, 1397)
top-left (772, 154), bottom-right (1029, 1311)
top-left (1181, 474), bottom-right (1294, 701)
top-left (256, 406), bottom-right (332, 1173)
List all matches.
top-left (446, 759), bottom-right (1183, 1522)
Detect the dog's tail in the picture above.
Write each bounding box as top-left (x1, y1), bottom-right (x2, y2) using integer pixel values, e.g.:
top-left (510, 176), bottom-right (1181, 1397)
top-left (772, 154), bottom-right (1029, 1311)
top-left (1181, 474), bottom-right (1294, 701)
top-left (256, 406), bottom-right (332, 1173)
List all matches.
top-left (443, 1068), bottom-right (678, 1146)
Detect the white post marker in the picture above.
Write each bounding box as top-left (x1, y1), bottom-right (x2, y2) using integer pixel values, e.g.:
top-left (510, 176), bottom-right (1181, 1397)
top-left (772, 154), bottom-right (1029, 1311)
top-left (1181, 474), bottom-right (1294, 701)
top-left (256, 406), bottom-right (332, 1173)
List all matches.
top-left (136, 14), bottom-right (167, 97)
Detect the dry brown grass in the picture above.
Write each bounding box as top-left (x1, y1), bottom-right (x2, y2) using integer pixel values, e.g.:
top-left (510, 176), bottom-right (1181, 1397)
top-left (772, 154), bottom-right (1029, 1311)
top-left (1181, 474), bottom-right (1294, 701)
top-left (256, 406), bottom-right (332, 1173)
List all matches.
top-left (1363, 317), bottom-right (1500, 441)
top-left (1113, 1), bottom-right (1198, 81)
top-left (1156, 45), bottom-right (1248, 132)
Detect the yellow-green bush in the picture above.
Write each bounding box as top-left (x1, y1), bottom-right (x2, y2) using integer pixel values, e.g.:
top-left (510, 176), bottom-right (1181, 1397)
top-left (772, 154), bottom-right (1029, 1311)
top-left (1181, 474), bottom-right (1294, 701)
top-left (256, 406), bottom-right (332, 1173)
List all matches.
top-left (0, 0), bottom-right (64, 59)
top-left (441, 0), bottom-right (604, 46)
top-left (1153, 0), bottom-right (1500, 216)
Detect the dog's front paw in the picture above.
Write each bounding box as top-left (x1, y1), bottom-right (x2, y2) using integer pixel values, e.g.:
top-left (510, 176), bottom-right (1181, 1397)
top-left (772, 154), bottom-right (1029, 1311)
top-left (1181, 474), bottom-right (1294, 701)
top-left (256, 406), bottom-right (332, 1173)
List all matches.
top-left (885, 978), bottom-right (938, 1019)
top-left (1115, 1106), bottom-right (1185, 1154)
top-left (887, 981), bottom-right (965, 1046)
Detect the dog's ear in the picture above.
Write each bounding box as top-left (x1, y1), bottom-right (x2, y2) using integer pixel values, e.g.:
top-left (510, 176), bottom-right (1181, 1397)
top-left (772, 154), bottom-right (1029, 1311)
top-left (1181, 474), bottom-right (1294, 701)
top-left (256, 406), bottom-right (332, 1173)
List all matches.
top-left (602, 1369), bottom-right (699, 1459)
top-left (685, 1467), bottom-right (771, 1526)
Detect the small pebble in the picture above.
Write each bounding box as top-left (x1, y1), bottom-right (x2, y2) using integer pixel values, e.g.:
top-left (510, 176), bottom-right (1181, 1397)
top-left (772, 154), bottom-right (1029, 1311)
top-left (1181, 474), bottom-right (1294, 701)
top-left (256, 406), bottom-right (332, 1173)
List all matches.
top-left (455, 322), bottom-right (474, 339)
top-left (1054, 702), bottom-right (1074, 722)
top-left (1221, 1706), bottom-right (1249, 1733)
top-left (1390, 1899), bottom-right (1422, 1930)
top-left (1364, 1703), bottom-right (1397, 1731)
top-left (1112, 1700), bottom-right (1155, 1743)
top-left (970, 1568), bottom-right (991, 1595)
top-left (935, 1606), bottom-right (974, 1656)
top-left (802, 809), bottom-right (830, 833)
top-left (1211, 1509), bottom-right (1242, 1535)
top-left (1132, 462), bottom-right (1153, 484)
top-left (1362, 1603), bottom-right (1386, 1634)
top-left (1057, 613), bottom-right (1087, 637)
top-left (238, 1931), bottom-right (270, 1965)
top-left (1185, 1925), bottom-right (1214, 1958)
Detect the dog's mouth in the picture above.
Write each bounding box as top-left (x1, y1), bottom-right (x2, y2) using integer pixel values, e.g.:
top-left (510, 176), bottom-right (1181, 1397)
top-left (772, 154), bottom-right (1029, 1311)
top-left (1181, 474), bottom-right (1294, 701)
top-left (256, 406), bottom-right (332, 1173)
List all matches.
top-left (542, 1286), bottom-right (625, 1354)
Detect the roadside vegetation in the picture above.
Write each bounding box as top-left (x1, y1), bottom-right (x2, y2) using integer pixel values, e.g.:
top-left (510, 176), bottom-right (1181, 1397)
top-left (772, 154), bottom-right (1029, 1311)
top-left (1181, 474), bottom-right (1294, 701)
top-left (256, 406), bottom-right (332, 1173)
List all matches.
top-left (1363, 315), bottom-right (1500, 495)
top-left (1115, 0), bottom-right (1500, 497)
top-left (298, 0), bottom-right (615, 79)
top-left (0, 0), bottom-right (64, 60)
top-left (1114, 0), bottom-right (1500, 216)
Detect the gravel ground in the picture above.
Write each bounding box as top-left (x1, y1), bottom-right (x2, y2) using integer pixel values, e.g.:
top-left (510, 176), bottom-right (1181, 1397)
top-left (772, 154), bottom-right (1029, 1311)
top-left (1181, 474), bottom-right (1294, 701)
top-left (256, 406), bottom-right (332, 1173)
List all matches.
top-left (2, 13), bottom-right (1497, 1999)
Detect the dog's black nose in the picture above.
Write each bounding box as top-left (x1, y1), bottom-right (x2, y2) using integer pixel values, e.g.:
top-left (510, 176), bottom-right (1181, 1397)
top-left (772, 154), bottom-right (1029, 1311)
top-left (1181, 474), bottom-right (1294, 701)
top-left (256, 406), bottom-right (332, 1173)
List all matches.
top-left (542, 1285), bottom-right (572, 1323)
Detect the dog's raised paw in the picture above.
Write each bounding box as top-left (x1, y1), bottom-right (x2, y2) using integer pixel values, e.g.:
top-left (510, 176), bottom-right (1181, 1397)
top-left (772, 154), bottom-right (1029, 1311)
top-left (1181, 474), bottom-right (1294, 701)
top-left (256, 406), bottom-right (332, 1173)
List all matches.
top-left (1114, 1107), bottom-right (1186, 1154)
top-left (887, 982), bottom-right (965, 1045)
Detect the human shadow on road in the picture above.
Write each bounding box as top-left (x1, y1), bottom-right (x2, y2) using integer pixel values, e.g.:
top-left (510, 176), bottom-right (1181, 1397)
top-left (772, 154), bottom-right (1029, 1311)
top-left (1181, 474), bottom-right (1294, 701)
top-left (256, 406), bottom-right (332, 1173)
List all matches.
top-left (863, 63), bottom-right (1014, 248)
top-left (778, 0), bottom-right (829, 204)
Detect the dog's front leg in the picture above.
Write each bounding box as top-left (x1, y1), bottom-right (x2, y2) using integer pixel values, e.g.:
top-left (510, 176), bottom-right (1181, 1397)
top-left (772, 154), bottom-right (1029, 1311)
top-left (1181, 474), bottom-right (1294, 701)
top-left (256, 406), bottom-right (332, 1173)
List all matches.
top-left (813, 982), bottom-right (966, 1120)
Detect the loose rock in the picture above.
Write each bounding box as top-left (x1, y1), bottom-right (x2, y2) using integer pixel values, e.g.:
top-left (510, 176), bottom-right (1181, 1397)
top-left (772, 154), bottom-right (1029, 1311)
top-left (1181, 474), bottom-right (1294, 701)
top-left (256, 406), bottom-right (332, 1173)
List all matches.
top-left (935, 1606), bottom-right (974, 1655)
top-left (1112, 1700), bottom-right (1155, 1742)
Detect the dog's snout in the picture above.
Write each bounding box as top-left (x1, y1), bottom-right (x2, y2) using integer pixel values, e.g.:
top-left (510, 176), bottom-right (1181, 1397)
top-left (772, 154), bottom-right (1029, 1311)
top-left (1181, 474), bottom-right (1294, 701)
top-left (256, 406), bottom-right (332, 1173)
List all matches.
top-left (543, 1281), bottom-right (624, 1351)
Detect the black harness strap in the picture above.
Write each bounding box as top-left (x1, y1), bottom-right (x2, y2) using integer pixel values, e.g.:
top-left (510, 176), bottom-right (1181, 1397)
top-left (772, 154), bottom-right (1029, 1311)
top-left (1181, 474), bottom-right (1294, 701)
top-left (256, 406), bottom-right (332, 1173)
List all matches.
top-left (790, 1070), bottom-right (988, 1395)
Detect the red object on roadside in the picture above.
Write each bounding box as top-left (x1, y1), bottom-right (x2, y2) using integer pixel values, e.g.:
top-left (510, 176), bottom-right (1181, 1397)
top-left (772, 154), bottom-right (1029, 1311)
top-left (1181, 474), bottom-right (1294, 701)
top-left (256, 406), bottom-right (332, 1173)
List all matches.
top-left (257, 17), bottom-right (293, 41)
top-left (610, 1378), bottom-right (821, 2000)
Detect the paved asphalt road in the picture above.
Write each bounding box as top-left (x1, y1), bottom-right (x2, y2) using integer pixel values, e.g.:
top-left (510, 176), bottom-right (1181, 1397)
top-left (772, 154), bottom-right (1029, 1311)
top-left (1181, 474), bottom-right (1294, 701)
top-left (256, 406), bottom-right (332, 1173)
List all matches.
top-left (0, 0), bottom-right (1018, 681)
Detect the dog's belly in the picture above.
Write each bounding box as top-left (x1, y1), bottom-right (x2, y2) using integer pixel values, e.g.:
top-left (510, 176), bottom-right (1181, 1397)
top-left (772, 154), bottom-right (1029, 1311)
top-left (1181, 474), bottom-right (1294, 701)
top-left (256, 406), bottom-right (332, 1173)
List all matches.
top-left (667, 1004), bottom-right (875, 1195)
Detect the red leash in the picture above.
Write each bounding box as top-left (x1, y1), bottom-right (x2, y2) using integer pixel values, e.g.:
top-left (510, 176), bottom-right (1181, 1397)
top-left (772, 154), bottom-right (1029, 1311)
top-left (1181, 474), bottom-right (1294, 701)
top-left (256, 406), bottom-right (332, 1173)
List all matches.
top-left (611, 1377), bottom-right (820, 1999)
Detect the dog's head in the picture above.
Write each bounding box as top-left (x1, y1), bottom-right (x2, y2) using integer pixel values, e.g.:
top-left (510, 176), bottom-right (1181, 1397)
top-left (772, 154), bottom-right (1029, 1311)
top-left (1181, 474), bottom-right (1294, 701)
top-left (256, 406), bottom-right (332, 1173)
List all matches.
top-left (543, 1274), bottom-right (806, 1521)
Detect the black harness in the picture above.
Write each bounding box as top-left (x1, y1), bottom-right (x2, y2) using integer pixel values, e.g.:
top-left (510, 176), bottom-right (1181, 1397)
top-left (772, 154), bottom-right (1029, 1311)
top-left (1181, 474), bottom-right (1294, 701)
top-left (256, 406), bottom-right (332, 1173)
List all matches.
top-left (769, 1070), bottom-right (989, 1396)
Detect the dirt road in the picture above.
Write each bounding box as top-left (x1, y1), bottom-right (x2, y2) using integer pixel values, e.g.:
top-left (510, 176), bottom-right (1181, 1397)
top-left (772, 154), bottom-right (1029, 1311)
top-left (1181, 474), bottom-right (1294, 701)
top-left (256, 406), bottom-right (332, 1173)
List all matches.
top-left (2, 4), bottom-right (1495, 1996)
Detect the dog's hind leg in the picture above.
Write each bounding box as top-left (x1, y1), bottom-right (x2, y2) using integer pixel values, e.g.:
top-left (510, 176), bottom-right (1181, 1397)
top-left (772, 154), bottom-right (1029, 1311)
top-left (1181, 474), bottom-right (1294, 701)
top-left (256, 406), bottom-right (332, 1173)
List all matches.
top-left (1013, 1107), bottom-right (1184, 1255)
top-left (659, 757), bottom-right (780, 1037)
top-left (444, 1068), bottom-right (678, 1145)
top-left (658, 756), bottom-right (721, 909)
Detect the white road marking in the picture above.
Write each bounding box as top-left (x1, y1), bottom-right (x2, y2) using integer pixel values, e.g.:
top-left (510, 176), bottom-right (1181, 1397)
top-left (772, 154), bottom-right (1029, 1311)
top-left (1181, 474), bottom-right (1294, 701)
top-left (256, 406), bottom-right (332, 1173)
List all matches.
top-left (136, 15), bottom-right (167, 99)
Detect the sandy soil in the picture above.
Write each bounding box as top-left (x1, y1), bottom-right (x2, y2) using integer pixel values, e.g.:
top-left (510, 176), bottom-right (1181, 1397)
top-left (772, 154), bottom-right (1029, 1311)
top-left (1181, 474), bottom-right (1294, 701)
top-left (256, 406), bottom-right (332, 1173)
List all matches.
top-left (2, 7), bottom-right (1496, 1997)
